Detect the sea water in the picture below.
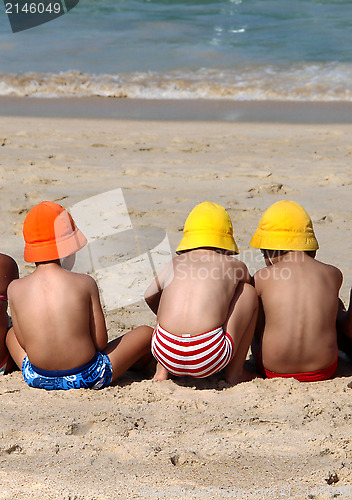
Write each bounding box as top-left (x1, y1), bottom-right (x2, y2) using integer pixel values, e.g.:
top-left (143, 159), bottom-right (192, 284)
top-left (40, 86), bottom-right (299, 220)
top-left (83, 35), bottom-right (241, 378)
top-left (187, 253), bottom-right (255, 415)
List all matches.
top-left (0, 0), bottom-right (351, 100)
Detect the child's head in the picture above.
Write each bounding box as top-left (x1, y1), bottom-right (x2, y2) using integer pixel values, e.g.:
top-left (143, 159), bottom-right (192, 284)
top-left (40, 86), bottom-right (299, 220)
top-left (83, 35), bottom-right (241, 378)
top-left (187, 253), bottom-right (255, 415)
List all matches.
top-left (23, 201), bottom-right (87, 263)
top-left (176, 201), bottom-right (238, 255)
top-left (250, 200), bottom-right (319, 253)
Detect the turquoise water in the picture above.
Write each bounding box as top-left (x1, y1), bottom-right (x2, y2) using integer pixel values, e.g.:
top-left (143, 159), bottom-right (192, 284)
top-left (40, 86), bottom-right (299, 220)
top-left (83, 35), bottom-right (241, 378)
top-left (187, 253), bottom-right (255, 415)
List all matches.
top-left (0, 0), bottom-right (351, 99)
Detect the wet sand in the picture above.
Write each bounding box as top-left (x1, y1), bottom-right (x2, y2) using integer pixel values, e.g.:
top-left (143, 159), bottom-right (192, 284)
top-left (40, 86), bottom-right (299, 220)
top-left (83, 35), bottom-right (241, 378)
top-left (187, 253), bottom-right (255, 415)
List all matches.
top-left (2, 97), bottom-right (352, 123)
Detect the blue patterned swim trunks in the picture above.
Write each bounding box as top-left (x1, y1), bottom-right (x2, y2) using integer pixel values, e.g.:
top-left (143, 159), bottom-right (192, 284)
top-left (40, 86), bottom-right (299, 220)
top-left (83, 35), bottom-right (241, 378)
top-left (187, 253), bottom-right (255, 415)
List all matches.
top-left (22, 352), bottom-right (113, 390)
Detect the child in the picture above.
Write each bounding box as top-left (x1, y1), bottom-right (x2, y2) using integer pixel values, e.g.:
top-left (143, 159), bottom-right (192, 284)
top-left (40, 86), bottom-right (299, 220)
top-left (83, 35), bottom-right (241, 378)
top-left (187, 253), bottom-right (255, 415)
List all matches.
top-left (6, 201), bottom-right (153, 390)
top-left (250, 200), bottom-right (342, 382)
top-left (0, 253), bottom-right (19, 374)
top-left (144, 201), bottom-right (258, 385)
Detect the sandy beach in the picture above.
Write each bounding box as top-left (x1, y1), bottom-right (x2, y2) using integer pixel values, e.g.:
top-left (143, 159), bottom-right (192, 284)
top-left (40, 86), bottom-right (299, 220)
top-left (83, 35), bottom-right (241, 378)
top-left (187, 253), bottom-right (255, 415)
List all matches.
top-left (1, 104), bottom-right (352, 499)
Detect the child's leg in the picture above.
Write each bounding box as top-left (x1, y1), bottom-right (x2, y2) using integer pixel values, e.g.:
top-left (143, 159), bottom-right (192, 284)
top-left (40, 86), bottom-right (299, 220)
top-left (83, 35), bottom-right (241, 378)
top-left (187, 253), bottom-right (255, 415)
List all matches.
top-left (223, 282), bottom-right (258, 385)
top-left (153, 362), bottom-right (169, 381)
top-left (104, 325), bottom-right (153, 382)
top-left (6, 327), bottom-right (27, 369)
top-left (0, 316), bottom-right (9, 369)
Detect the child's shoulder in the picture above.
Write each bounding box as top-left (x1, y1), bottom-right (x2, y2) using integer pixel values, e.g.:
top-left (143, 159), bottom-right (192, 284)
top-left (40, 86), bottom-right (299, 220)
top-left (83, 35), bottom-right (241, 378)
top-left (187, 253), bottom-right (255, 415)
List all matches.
top-left (7, 276), bottom-right (22, 298)
top-left (59, 271), bottom-right (101, 299)
top-left (0, 253), bottom-right (19, 277)
top-left (230, 257), bottom-right (250, 274)
top-left (315, 259), bottom-right (343, 284)
top-left (253, 265), bottom-right (271, 280)
top-left (0, 252), bottom-right (17, 264)
top-left (231, 256), bottom-right (248, 268)
top-left (251, 265), bottom-right (277, 291)
top-left (67, 270), bottom-right (98, 286)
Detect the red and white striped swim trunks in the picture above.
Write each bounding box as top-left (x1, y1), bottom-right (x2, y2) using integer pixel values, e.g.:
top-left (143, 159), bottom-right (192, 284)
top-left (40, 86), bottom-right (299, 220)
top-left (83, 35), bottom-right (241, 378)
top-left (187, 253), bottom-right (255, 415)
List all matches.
top-left (151, 324), bottom-right (234, 378)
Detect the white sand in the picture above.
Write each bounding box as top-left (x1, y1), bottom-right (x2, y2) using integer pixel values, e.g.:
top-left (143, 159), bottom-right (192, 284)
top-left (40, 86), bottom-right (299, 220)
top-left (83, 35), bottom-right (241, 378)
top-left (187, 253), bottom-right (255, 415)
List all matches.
top-left (0, 115), bottom-right (352, 499)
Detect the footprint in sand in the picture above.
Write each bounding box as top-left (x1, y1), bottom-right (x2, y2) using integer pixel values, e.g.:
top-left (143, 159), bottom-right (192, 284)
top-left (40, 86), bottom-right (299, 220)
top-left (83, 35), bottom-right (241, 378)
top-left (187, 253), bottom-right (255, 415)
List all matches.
top-left (315, 215), bottom-right (333, 224)
top-left (247, 183), bottom-right (292, 198)
top-left (122, 167), bottom-right (161, 177)
top-left (319, 174), bottom-right (352, 187)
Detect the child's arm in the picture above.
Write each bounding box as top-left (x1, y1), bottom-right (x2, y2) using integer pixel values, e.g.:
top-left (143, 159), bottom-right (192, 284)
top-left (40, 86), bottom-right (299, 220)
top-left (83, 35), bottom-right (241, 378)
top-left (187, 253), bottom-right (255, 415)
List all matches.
top-left (254, 296), bottom-right (265, 338)
top-left (7, 288), bottom-right (25, 349)
top-left (337, 288), bottom-right (352, 339)
top-left (144, 277), bottom-right (162, 314)
top-left (6, 283), bottom-right (27, 368)
top-left (144, 260), bottom-right (173, 314)
top-left (0, 254), bottom-right (19, 296)
top-left (251, 272), bottom-right (264, 339)
top-left (236, 261), bottom-right (252, 285)
top-left (88, 277), bottom-right (108, 351)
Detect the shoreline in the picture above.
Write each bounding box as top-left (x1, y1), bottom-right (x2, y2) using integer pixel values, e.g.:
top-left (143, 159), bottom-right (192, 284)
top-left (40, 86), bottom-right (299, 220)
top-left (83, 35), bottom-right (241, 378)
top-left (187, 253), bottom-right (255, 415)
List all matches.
top-left (1, 97), bottom-right (352, 123)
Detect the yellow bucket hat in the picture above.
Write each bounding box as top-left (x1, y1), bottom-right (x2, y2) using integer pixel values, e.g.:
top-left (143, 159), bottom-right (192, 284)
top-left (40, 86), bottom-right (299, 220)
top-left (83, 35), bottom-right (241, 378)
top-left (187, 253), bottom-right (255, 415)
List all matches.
top-left (250, 200), bottom-right (319, 251)
top-left (176, 201), bottom-right (239, 255)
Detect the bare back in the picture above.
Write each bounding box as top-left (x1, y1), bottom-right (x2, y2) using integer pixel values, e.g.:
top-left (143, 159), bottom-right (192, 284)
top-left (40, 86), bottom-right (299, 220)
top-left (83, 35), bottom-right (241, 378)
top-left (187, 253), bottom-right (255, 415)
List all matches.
top-left (8, 263), bottom-right (107, 370)
top-left (254, 252), bottom-right (342, 373)
top-left (152, 249), bottom-right (250, 335)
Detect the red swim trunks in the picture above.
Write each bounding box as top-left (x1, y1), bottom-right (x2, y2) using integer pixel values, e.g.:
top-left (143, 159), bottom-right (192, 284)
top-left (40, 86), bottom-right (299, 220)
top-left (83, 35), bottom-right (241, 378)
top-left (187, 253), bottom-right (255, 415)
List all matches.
top-left (151, 324), bottom-right (234, 378)
top-left (264, 358), bottom-right (338, 382)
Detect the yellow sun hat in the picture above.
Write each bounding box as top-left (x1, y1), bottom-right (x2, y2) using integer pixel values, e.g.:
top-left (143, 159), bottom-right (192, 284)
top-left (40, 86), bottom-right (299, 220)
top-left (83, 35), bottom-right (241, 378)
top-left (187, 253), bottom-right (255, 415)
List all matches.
top-left (249, 200), bottom-right (319, 251)
top-left (176, 201), bottom-right (239, 255)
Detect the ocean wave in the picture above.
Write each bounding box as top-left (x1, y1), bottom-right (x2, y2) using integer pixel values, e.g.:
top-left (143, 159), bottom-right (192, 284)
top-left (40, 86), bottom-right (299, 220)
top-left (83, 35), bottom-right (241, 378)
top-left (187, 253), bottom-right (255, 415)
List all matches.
top-left (1, 64), bottom-right (352, 100)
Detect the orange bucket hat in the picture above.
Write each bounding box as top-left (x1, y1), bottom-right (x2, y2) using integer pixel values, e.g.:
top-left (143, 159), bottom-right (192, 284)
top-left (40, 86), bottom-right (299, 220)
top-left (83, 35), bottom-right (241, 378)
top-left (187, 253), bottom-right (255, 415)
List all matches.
top-left (23, 201), bottom-right (87, 263)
